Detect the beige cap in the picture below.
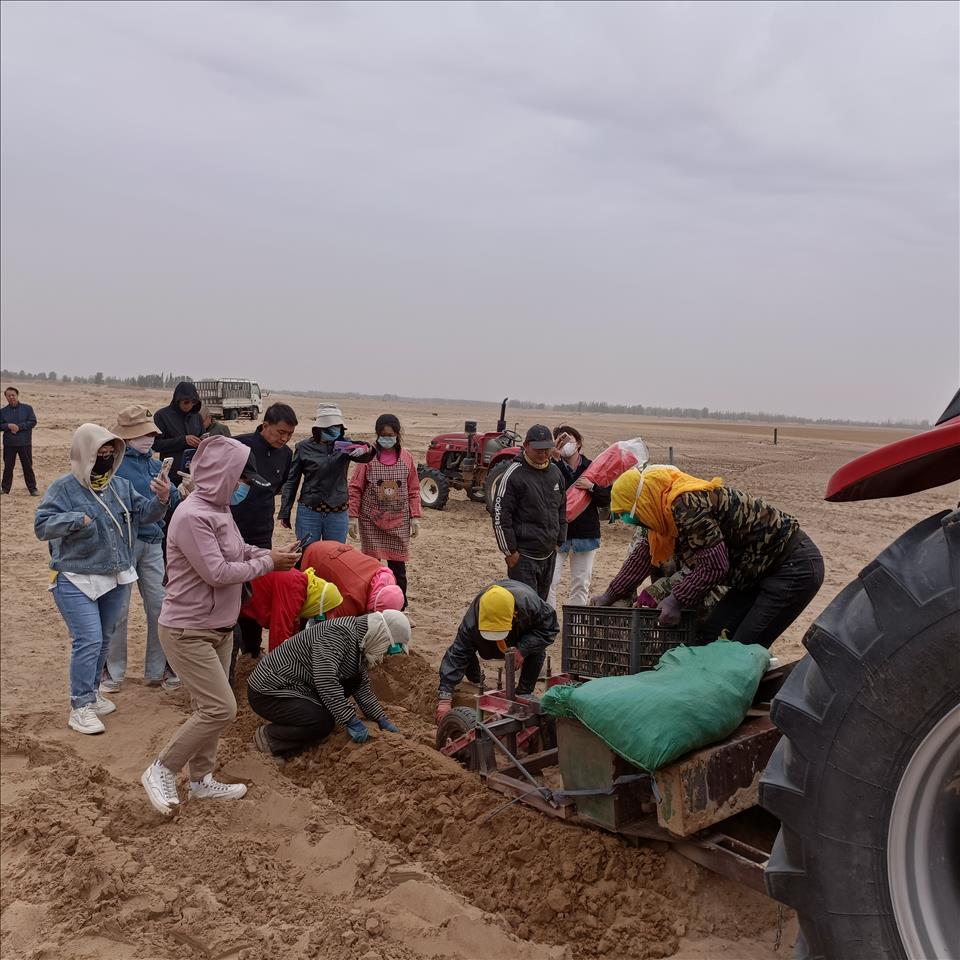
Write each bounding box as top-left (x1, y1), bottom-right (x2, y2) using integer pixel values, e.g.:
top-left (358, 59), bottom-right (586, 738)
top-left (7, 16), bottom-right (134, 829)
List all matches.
top-left (114, 403), bottom-right (160, 440)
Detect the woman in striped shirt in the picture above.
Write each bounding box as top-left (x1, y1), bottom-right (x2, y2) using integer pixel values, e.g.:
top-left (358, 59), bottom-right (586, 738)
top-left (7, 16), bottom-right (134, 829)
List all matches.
top-left (247, 610), bottom-right (411, 758)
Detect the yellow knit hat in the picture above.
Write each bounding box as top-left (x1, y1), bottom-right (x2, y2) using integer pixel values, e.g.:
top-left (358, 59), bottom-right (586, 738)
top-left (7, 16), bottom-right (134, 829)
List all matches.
top-left (478, 585), bottom-right (515, 643)
top-left (299, 568), bottom-right (344, 620)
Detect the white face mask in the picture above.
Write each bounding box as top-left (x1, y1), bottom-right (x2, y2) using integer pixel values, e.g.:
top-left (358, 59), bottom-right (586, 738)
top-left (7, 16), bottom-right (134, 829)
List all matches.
top-left (129, 436), bottom-right (155, 454)
top-left (561, 441), bottom-right (578, 458)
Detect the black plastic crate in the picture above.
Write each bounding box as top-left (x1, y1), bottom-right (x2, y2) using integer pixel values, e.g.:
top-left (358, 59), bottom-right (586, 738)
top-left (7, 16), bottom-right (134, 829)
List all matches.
top-left (561, 606), bottom-right (635, 678)
top-left (632, 608), bottom-right (698, 670)
top-left (561, 606), bottom-right (699, 678)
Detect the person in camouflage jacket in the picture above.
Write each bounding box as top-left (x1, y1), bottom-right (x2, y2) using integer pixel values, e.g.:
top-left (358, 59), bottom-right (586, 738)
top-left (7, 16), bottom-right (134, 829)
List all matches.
top-left (592, 468), bottom-right (824, 648)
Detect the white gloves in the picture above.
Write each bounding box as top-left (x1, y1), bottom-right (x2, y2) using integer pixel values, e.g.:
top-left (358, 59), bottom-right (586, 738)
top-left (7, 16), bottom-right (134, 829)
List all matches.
top-left (348, 518), bottom-right (360, 540)
top-left (411, 518), bottom-right (420, 539)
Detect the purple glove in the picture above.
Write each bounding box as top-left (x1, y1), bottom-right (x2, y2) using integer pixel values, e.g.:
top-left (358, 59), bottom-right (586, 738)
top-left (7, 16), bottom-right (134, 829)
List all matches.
top-left (590, 592), bottom-right (613, 607)
top-left (658, 593), bottom-right (682, 626)
top-left (635, 590), bottom-right (658, 609)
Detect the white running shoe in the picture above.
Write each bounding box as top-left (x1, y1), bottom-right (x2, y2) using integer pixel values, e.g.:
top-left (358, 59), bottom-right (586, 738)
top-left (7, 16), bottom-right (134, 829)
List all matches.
top-left (141, 762), bottom-right (180, 815)
top-left (99, 677), bottom-right (122, 694)
top-left (68, 706), bottom-right (105, 735)
top-left (188, 774), bottom-right (247, 802)
top-left (161, 674), bottom-right (182, 692)
top-left (90, 695), bottom-right (116, 716)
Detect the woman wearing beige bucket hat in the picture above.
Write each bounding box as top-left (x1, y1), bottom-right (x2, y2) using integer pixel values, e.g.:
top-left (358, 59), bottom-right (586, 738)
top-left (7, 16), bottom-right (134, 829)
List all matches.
top-left (100, 404), bottom-right (182, 693)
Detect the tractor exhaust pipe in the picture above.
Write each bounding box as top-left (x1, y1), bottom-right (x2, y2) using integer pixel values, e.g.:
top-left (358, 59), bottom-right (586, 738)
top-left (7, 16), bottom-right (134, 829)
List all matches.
top-left (496, 398), bottom-right (508, 434)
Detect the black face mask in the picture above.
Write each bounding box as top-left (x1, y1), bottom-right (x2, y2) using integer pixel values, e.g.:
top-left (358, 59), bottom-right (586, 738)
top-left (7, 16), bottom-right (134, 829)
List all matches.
top-left (93, 454), bottom-right (115, 475)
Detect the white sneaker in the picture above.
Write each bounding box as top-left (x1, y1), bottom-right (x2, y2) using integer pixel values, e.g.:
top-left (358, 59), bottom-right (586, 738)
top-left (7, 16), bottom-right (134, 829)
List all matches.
top-left (161, 675), bottom-right (182, 692)
top-left (90, 695), bottom-right (116, 716)
top-left (99, 677), bottom-right (122, 694)
top-left (68, 706), bottom-right (105, 735)
top-left (188, 774), bottom-right (247, 802)
top-left (141, 762), bottom-right (180, 816)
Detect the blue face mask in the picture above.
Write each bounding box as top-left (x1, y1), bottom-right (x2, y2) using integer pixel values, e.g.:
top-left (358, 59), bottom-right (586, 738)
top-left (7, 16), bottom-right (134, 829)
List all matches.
top-left (231, 481), bottom-right (250, 506)
top-left (377, 436), bottom-right (397, 449)
top-left (321, 427), bottom-right (341, 441)
top-left (620, 512), bottom-right (640, 526)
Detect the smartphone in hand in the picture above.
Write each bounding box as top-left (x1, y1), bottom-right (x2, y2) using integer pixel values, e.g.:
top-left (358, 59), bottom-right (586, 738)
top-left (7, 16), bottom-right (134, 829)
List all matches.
top-left (159, 457), bottom-right (175, 481)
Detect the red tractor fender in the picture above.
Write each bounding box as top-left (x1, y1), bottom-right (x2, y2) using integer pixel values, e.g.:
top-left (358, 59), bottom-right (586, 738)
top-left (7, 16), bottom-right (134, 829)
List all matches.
top-left (825, 409), bottom-right (960, 502)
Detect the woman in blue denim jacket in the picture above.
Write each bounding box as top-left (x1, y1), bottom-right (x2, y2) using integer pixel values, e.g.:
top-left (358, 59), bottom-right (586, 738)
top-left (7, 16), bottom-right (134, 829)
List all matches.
top-left (35, 423), bottom-right (170, 735)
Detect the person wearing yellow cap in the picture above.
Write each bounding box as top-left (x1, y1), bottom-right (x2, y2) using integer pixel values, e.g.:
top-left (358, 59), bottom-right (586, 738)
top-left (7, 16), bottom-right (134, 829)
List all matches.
top-left (239, 568), bottom-right (344, 652)
top-left (435, 579), bottom-right (559, 723)
top-left (592, 465), bottom-right (824, 649)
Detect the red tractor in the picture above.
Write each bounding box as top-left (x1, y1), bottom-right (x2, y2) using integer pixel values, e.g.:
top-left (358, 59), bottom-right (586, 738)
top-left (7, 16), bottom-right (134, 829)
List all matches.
top-left (417, 398), bottom-right (523, 510)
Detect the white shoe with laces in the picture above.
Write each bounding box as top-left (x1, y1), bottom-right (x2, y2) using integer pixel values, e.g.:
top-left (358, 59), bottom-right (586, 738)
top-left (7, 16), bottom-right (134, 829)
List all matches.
top-left (141, 761), bottom-right (180, 815)
top-left (90, 695), bottom-right (116, 716)
top-left (188, 774), bottom-right (247, 802)
top-left (68, 706), bottom-right (105, 735)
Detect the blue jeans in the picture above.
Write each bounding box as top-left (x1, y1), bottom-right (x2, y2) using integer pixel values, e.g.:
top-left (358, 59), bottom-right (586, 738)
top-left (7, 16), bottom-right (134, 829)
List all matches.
top-left (104, 539), bottom-right (171, 682)
top-left (52, 577), bottom-right (132, 708)
top-left (295, 507), bottom-right (349, 544)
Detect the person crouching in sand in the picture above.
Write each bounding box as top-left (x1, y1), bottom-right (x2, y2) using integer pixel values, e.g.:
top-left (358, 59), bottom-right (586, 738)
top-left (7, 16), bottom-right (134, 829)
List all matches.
top-left (140, 436), bottom-right (300, 816)
top-left (247, 610), bottom-right (411, 759)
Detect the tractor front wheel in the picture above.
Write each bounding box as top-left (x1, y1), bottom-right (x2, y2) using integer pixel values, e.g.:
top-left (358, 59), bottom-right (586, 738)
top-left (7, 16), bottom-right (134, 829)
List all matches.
top-left (418, 467), bottom-right (450, 511)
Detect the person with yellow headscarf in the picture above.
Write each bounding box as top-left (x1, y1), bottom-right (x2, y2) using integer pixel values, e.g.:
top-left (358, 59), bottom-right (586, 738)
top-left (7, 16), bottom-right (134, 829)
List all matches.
top-left (435, 579), bottom-right (559, 724)
top-left (593, 465), bottom-right (824, 649)
top-left (240, 568), bottom-right (344, 652)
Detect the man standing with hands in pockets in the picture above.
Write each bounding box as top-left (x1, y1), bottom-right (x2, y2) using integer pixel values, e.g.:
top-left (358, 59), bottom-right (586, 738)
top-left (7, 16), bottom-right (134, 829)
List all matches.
top-left (492, 425), bottom-right (567, 602)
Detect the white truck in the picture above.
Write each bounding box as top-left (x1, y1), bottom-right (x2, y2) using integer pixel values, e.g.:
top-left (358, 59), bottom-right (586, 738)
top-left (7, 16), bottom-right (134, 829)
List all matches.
top-left (194, 378), bottom-right (263, 421)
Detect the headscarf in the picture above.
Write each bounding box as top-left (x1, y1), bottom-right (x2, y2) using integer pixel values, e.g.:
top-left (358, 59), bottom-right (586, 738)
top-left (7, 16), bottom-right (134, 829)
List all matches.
top-left (611, 466), bottom-right (724, 565)
top-left (299, 568), bottom-right (344, 621)
top-left (361, 611), bottom-right (412, 666)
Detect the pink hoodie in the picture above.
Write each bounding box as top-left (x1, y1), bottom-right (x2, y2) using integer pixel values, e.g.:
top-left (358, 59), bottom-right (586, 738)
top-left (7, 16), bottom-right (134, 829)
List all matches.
top-left (159, 436), bottom-right (274, 630)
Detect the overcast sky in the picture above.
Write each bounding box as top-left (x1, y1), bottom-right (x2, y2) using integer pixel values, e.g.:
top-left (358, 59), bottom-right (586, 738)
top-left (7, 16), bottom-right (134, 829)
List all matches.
top-left (1, 1), bottom-right (957, 421)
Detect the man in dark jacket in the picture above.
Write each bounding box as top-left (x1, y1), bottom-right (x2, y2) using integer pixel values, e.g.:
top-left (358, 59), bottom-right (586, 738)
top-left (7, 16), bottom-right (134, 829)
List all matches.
top-left (435, 579), bottom-right (559, 723)
top-left (153, 382), bottom-right (203, 479)
top-left (231, 402), bottom-right (298, 660)
top-left (492, 424), bottom-right (567, 600)
top-left (1, 387), bottom-right (38, 495)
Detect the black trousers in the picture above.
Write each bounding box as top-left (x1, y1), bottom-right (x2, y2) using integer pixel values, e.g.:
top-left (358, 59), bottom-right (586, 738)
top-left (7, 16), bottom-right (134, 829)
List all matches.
top-left (386, 560), bottom-right (408, 610)
top-left (2, 445), bottom-right (36, 493)
top-left (439, 640), bottom-right (546, 696)
top-left (248, 680), bottom-right (360, 757)
top-left (508, 553), bottom-right (556, 603)
top-left (696, 532), bottom-right (825, 649)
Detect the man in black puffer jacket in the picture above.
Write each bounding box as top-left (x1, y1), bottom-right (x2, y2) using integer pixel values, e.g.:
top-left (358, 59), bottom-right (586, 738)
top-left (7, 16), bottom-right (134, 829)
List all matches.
top-left (154, 381), bottom-right (203, 479)
top-left (492, 424), bottom-right (567, 600)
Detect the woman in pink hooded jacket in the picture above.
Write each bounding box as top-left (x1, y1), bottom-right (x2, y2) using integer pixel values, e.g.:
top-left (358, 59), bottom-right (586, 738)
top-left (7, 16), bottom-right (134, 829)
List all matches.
top-left (141, 436), bottom-right (300, 816)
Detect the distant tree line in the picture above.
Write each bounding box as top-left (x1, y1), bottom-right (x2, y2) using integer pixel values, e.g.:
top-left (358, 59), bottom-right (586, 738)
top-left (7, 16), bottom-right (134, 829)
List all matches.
top-left (511, 398), bottom-right (929, 428)
top-left (2, 369), bottom-right (193, 389)
top-left (0, 369), bottom-right (929, 427)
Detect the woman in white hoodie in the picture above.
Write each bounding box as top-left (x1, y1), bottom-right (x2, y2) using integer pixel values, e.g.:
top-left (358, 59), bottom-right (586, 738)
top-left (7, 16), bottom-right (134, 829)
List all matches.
top-left (35, 424), bottom-right (170, 734)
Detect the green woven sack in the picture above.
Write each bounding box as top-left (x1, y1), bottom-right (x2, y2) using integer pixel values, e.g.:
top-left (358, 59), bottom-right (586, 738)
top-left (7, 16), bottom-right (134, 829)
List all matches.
top-left (541, 640), bottom-right (770, 771)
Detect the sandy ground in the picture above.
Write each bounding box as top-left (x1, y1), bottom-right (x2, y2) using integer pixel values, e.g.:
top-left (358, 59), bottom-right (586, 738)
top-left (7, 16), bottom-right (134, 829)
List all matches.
top-left (1, 382), bottom-right (955, 960)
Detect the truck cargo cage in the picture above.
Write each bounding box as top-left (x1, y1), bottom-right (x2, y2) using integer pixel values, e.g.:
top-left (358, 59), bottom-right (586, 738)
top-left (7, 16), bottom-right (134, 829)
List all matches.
top-left (561, 606), bottom-right (698, 679)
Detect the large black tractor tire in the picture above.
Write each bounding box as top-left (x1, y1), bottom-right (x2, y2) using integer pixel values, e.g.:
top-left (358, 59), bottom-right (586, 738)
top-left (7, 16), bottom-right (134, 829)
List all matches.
top-left (484, 460), bottom-right (514, 516)
top-left (760, 509), bottom-right (960, 960)
top-left (436, 706), bottom-right (481, 771)
top-left (417, 466), bottom-right (450, 511)
top-left (466, 485), bottom-right (487, 503)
